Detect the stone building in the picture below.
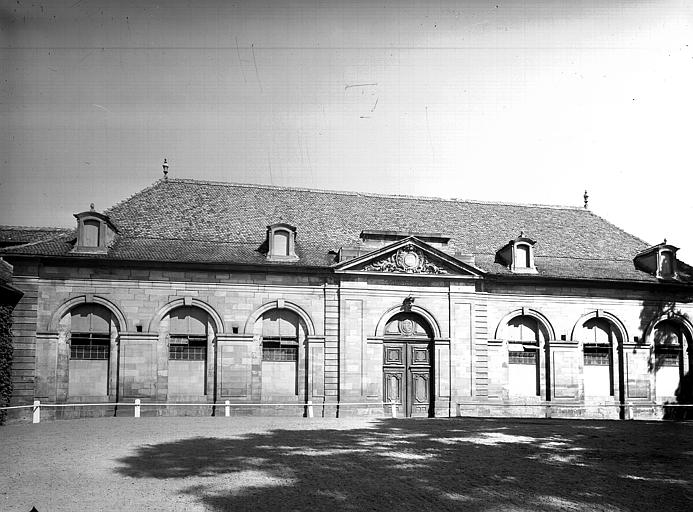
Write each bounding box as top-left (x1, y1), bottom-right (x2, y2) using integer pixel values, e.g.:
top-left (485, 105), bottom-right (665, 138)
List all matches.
top-left (1, 178), bottom-right (692, 420)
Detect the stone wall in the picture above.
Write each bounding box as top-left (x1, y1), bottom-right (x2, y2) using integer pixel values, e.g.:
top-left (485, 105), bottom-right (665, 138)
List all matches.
top-left (6, 260), bottom-right (693, 421)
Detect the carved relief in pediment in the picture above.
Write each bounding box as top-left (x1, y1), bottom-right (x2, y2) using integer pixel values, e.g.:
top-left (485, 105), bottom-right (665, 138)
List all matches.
top-left (362, 244), bottom-right (450, 275)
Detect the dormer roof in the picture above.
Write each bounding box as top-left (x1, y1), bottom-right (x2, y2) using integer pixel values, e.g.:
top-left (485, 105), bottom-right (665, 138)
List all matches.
top-left (633, 241), bottom-right (680, 280)
top-left (72, 205), bottom-right (118, 254)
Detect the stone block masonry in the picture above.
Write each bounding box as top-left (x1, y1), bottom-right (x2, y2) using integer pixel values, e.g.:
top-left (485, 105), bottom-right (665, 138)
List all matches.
top-left (4, 260), bottom-right (692, 421)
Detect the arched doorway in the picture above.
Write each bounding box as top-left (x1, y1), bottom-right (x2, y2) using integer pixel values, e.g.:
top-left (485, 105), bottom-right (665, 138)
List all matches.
top-left (383, 312), bottom-right (434, 417)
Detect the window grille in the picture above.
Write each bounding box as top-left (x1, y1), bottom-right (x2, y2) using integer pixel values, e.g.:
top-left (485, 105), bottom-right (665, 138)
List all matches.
top-left (262, 337), bottom-right (298, 361)
top-left (655, 348), bottom-right (680, 367)
top-left (584, 344), bottom-right (611, 366)
top-left (509, 350), bottom-right (537, 365)
top-left (169, 335), bottom-right (207, 361)
top-left (70, 333), bottom-right (110, 360)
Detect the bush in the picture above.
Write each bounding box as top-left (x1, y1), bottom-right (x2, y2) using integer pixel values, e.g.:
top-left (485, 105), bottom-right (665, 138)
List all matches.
top-left (0, 304), bottom-right (13, 425)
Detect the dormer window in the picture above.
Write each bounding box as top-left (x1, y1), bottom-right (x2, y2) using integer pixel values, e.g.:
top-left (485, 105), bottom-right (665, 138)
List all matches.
top-left (267, 223), bottom-right (298, 261)
top-left (633, 241), bottom-right (678, 280)
top-left (496, 234), bottom-right (537, 273)
top-left (73, 205), bottom-right (117, 254)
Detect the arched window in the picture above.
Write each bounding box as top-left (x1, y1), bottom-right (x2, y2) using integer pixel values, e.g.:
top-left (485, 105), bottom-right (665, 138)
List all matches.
top-left (653, 320), bottom-right (684, 400)
top-left (261, 309), bottom-right (299, 361)
top-left (167, 306), bottom-right (210, 396)
top-left (257, 309), bottom-right (305, 398)
top-left (69, 304), bottom-right (112, 397)
top-left (506, 315), bottom-right (547, 397)
top-left (580, 318), bottom-right (619, 398)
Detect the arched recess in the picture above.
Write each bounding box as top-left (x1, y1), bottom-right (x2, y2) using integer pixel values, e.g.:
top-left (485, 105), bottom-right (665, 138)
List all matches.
top-left (643, 312), bottom-right (693, 346)
top-left (570, 311), bottom-right (629, 345)
top-left (49, 295), bottom-right (127, 332)
top-left (375, 304), bottom-right (441, 339)
top-left (149, 298), bottom-right (224, 334)
top-left (494, 308), bottom-right (556, 341)
top-left (243, 300), bottom-right (316, 337)
top-left (643, 311), bottom-right (693, 401)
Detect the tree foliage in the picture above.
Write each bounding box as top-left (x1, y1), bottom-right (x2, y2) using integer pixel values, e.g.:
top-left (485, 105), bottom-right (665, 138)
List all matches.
top-left (0, 304), bottom-right (13, 425)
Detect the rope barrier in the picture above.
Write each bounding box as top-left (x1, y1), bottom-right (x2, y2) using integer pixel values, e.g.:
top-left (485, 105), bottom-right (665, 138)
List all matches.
top-left (4, 399), bottom-right (688, 424)
top-left (0, 401), bottom-right (400, 410)
top-left (1, 399), bottom-right (402, 423)
top-left (455, 402), bottom-right (692, 408)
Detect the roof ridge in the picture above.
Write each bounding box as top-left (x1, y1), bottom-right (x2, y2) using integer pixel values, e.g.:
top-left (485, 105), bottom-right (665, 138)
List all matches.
top-left (164, 178), bottom-right (585, 211)
top-left (103, 178), bottom-right (168, 218)
top-left (583, 210), bottom-right (651, 247)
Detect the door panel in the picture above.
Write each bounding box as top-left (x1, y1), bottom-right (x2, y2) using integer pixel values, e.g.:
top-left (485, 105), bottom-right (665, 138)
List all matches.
top-left (410, 345), bottom-right (430, 365)
top-left (410, 370), bottom-right (430, 417)
top-left (384, 345), bottom-right (404, 365)
top-left (384, 370), bottom-right (404, 405)
top-left (384, 340), bottom-right (432, 417)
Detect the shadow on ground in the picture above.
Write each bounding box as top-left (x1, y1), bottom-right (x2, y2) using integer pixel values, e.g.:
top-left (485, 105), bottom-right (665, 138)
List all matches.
top-left (116, 418), bottom-right (693, 511)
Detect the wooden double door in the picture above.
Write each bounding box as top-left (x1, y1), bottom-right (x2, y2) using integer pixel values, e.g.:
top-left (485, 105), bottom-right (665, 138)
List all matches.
top-left (383, 340), bottom-right (433, 417)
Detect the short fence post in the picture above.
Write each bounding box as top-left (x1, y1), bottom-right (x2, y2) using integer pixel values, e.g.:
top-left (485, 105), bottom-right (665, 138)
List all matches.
top-left (391, 400), bottom-right (397, 418)
top-left (456, 402), bottom-right (461, 417)
top-left (307, 400), bottom-right (314, 418)
top-left (627, 402), bottom-right (633, 420)
top-left (545, 404), bottom-right (552, 419)
top-left (225, 400), bottom-right (230, 417)
top-left (33, 400), bottom-right (40, 424)
top-left (134, 398), bottom-right (141, 418)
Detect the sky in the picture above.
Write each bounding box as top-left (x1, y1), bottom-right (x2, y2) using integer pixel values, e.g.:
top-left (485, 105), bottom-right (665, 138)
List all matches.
top-left (1, 0), bottom-right (692, 259)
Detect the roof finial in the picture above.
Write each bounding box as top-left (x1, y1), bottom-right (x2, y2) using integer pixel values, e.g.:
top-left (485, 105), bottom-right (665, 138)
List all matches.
top-left (90, 202), bottom-right (95, 211)
top-left (583, 190), bottom-right (589, 209)
top-left (520, 230), bottom-right (524, 238)
top-left (162, 158), bottom-right (169, 180)
top-left (664, 238), bottom-right (667, 245)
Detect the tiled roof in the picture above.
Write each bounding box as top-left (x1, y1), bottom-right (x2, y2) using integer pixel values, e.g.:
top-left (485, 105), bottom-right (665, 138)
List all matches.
top-left (0, 226), bottom-right (73, 246)
top-left (1, 178), bottom-right (682, 284)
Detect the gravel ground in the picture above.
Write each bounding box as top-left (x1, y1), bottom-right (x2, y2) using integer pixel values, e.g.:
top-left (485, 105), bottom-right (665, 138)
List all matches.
top-left (1, 416), bottom-right (692, 511)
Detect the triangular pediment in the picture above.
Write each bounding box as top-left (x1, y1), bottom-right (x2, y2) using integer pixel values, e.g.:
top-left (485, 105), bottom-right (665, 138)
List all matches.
top-left (334, 237), bottom-right (484, 278)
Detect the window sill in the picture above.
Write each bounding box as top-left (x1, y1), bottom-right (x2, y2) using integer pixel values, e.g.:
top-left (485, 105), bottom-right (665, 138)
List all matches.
top-left (266, 255), bottom-right (300, 262)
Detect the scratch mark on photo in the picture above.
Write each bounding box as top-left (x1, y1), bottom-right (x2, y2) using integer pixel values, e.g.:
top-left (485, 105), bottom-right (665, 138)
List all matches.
top-left (235, 37), bottom-right (247, 83)
top-left (345, 83), bottom-right (377, 90)
top-left (251, 43), bottom-right (263, 92)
